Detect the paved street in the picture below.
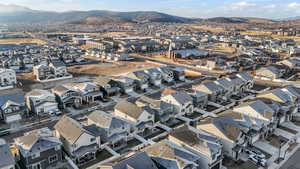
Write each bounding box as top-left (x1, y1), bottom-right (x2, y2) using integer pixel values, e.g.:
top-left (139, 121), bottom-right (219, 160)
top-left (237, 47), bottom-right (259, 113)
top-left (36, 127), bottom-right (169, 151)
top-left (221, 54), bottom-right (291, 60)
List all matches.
top-left (280, 147), bottom-right (300, 169)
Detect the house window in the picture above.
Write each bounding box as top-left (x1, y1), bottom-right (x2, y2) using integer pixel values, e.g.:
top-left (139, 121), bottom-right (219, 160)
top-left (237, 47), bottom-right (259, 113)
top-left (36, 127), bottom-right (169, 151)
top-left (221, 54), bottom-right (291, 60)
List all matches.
top-left (31, 152), bottom-right (40, 159)
top-left (90, 138), bottom-right (96, 142)
top-left (32, 163), bottom-right (41, 169)
top-left (49, 155), bottom-right (58, 163)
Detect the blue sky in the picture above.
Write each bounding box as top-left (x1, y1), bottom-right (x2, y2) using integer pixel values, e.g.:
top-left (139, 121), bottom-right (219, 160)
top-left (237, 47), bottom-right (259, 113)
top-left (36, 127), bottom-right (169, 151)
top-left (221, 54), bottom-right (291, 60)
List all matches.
top-left (1, 0), bottom-right (300, 18)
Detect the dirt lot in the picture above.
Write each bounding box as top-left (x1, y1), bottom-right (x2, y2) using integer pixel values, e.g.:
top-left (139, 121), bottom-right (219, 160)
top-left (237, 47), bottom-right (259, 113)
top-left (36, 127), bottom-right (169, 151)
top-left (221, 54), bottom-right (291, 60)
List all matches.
top-left (67, 61), bottom-right (158, 76)
top-left (189, 25), bottom-right (225, 33)
top-left (0, 38), bottom-right (46, 45)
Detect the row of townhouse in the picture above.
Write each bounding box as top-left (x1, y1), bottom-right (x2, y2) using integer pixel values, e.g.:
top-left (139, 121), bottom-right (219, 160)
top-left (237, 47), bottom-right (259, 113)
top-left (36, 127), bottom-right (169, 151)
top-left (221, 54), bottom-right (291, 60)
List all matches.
top-left (0, 66), bottom-right (185, 124)
top-left (7, 73), bottom-right (300, 169)
top-left (193, 72), bottom-right (254, 103)
top-left (98, 125), bottom-right (223, 169)
top-left (11, 118), bottom-right (224, 169)
top-left (197, 85), bottom-right (300, 161)
top-left (33, 60), bottom-right (72, 82)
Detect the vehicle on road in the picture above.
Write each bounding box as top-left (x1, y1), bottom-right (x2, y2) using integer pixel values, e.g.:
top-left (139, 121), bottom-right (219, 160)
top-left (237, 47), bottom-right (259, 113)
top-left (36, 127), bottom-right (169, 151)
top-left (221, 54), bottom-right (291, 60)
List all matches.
top-left (245, 148), bottom-right (266, 159)
top-left (248, 154), bottom-right (267, 167)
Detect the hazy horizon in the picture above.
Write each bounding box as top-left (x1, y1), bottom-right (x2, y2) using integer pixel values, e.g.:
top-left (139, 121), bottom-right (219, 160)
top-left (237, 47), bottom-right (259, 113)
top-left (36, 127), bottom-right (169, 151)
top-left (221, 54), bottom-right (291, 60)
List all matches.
top-left (1, 0), bottom-right (300, 19)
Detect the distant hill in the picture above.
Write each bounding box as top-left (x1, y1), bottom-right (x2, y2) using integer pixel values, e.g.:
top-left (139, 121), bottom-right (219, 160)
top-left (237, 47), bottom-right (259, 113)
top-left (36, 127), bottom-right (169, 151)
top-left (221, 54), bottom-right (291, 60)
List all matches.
top-left (279, 16), bottom-right (300, 21)
top-left (0, 4), bottom-right (192, 24)
top-left (203, 17), bottom-right (277, 24)
top-left (0, 3), bottom-right (295, 26)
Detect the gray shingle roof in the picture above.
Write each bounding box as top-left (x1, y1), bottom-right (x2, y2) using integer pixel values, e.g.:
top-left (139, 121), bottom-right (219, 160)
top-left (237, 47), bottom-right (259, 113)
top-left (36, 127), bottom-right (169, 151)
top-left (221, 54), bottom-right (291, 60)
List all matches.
top-left (112, 152), bottom-right (159, 169)
top-left (0, 139), bottom-right (15, 168)
top-left (0, 92), bottom-right (25, 107)
top-left (115, 100), bottom-right (144, 120)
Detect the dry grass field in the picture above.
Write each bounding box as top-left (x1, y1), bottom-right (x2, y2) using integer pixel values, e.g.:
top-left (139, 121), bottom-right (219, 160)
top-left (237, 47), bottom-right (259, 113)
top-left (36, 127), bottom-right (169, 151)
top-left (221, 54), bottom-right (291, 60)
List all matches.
top-left (0, 38), bottom-right (46, 45)
top-left (189, 25), bottom-right (225, 33)
top-left (67, 61), bottom-right (158, 76)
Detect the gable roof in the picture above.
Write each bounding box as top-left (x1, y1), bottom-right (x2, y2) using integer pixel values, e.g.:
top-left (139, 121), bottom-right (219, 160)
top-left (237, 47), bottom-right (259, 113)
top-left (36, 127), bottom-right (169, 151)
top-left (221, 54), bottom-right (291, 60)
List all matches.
top-left (88, 110), bottom-right (129, 130)
top-left (0, 92), bottom-right (25, 108)
top-left (234, 100), bottom-right (275, 120)
top-left (111, 152), bottom-right (159, 169)
top-left (144, 140), bottom-right (198, 168)
top-left (167, 91), bottom-right (193, 105)
top-left (54, 116), bottom-right (91, 144)
top-left (170, 125), bottom-right (220, 158)
top-left (115, 100), bottom-right (144, 120)
top-left (15, 128), bottom-right (61, 156)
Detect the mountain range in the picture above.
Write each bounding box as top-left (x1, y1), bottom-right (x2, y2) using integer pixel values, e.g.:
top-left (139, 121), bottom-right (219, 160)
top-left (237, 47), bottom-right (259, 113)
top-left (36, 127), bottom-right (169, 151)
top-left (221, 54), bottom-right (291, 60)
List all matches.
top-left (0, 4), bottom-right (299, 25)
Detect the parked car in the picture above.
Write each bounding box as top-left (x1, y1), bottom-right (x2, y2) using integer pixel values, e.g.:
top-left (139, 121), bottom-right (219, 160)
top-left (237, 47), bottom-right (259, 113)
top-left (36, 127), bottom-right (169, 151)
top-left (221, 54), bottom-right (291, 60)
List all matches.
top-left (245, 148), bottom-right (266, 159)
top-left (249, 154), bottom-right (267, 167)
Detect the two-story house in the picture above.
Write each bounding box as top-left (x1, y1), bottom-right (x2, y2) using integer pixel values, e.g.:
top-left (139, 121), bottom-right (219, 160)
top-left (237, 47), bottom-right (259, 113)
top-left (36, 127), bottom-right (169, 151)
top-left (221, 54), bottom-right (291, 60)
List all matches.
top-left (113, 76), bottom-right (136, 94)
top-left (197, 116), bottom-right (247, 161)
top-left (114, 100), bottom-right (155, 135)
top-left (127, 71), bottom-right (150, 91)
top-left (93, 76), bottom-right (120, 98)
top-left (51, 84), bottom-right (82, 109)
top-left (73, 82), bottom-right (103, 104)
top-left (54, 116), bottom-right (101, 165)
top-left (87, 110), bottom-right (131, 149)
top-left (161, 91), bottom-right (194, 116)
top-left (168, 125), bottom-right (223, 169)
top-left (135, 96), bottom-right (174, 123)
top-left (25, 89), bottom-right (60, 116)
top-left (15, 128), bottom-right (63, 169)
top-left (144, 68), bottom-right (163, 86)
top-left (194, 82), bottom-right (225, 103)
top-left (0, 92), bottom-right (27, 124)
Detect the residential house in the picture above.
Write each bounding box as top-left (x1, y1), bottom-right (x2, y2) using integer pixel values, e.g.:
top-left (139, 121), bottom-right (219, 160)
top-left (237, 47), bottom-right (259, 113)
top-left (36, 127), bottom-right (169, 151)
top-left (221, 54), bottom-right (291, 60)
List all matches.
top-left (161, 91), bottom-right (194, 116)
top-left (279, 57), bottom-right (300, 70)
top-left (54, 116), bottom-right (101, 165)
top-left (255, 66), bottom-right (283, 80)
top-left (51, 84), bottom-right (82, 109)
top-left (87, 110), bottom-right (131, 149)
top-left (144, 140), bottom-right (202, 169)
top-left (114, 100), bottom-right (155, 134)
top-left (235, 72), bottom-right (254, 90)
top-left (157, 66), bottom-right (175, 83)
top-left (214, 78), bottom-right (235, 99)
top-left (0, 139), bottom-right (15, 169)
top-left (93, 76), bottom-right (120, 97)
top-left (49, 61), bottom-right (71, 78)
top-left (98, 152), bottom-right (159, 169)
top-left (0, 92), bottom-right (27, 124)
top-left (14, 128), bottom-right (63, 169)
top-left (25, 89), bottom-right (60, 116)
top-left (113, 76), bottom-right (136, 94)
top-left (197, 116), bottom-right (247, 160)
top-left (172, 67), bottom-right (186, 81)
top-left (73, 82), bottom-right (103, 104)
top-left (257, 88), bottom-right (300, 123)
top-left (191, 91), bottom-right (209, 108)
top-left (127, 71), bottom-right (150, 91)
top-left (33, 62), bottom-right (72, 82)
top-left (194, 82), bottom-right (225, 102)
top-left (144, 68), bottom-right (163, 86)
top-left (135, 96), bottom-right (174, 123)
top-left (168, 125), bottom-right (223, 169)
top-left (0, 68), bottom-right (16, 90)
top-left (233, 100), bottom-right (276, 135)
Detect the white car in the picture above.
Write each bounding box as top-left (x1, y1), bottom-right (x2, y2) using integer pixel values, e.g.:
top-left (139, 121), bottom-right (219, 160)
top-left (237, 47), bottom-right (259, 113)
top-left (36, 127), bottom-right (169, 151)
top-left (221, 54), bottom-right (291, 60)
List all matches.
top-left (245, 149), bottom-right (266, 159)
top-left (249, 154), bottom-right (267, 167)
